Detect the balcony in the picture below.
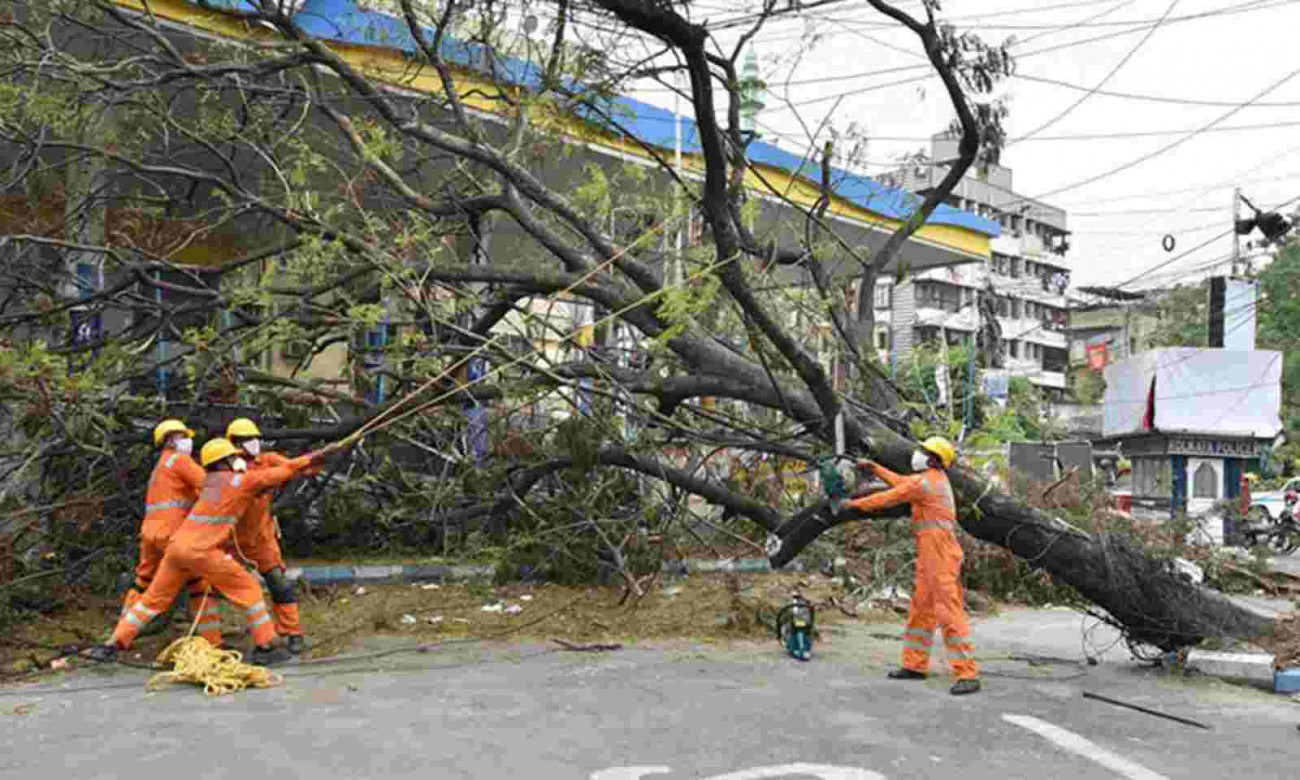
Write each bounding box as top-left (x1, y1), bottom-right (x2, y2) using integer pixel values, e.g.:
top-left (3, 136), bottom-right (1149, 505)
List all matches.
top-left (915, 305), bottom-right (978, 332)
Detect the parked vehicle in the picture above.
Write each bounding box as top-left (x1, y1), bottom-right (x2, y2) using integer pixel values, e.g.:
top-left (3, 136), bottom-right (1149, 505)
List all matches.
top-left (1250, 476), bottom-right (1300, 521)
top-left (1240, 489), bottom-right (1300, 555)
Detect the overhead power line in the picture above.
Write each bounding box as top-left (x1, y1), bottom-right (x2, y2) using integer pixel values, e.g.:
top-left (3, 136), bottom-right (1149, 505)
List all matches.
top-left (1025, 63), bottom-right (1300, 204)
top-left (1013, 72), bottom-right (1300, 108)
top-left (1007, 0), bottom-right (1181, 147)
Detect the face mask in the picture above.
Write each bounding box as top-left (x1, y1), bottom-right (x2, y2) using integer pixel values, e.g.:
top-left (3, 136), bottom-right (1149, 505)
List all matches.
top-left (173, 438), bottom-right (194, 455)
top-left (231, 457), bottom-right (248, 473)
top-left (243, 439), bottom-right (262, 458)
top-left (911, 450), bottom-right (931, 472)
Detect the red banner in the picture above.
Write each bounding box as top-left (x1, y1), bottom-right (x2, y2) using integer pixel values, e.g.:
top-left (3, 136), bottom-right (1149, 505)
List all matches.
top-left (1086, 343), bottom-right (1108, 371)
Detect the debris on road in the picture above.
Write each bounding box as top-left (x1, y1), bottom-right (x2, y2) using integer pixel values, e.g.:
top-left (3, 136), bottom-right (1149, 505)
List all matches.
top-left (353, 586), bottom-right (367, 596)
top-left (400, 614), bottom-right (417, 625)
top-left (421, 584), bottom-right (440, 590)
top-left (427, 615), bottom-right (444, 625)
top-left (1082, 691), bottom-right (1210, 730)
top-left (1272, 613), bottom-right (1300, 671)
top-left (481, 603), bottom-right (504, 613)
top-left (550, 637), bottom-right (623, 652)
top-left (505, 604), bottom-right (523, 615)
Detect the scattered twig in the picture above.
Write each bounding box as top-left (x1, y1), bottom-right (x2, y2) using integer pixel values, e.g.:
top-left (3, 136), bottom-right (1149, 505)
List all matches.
top-left (828, 595), bottom-right (857, 618)
top-left (1041, 467), bottom-right (1079, 500)
top-left (550, 637), bottom-right (623, 652)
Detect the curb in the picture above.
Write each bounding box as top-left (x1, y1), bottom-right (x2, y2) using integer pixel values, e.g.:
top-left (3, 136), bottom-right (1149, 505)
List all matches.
top-left (1186, 649), bottom-right (1300, 694)
top-left (284, 558), bottom-right (808, 587)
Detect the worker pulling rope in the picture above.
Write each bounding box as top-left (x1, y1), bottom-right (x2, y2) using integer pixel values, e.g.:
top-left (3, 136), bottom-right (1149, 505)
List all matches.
top-left (145, 589), bottom-right (282, 697)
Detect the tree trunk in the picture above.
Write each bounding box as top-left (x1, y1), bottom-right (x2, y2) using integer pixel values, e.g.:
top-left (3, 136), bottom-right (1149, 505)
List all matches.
top-left (771, 449), bottom-right (1276, 650)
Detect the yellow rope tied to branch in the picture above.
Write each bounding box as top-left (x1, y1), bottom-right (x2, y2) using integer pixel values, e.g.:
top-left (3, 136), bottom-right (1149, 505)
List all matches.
top-left (145, 589), bottom-right (283, 697)
top-left (327, 212), bottom-right (744, 451)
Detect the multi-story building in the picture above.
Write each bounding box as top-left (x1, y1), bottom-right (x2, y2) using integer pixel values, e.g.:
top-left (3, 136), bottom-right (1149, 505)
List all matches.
top-left (875, 132), bottom-right (1074, 399)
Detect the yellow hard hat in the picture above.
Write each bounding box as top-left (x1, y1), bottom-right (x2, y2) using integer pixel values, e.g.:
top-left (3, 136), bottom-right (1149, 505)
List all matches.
top-left (153, 419), bottom-right (194, 447)
top-left (226, 418), bottom-right (261, 439)
top-left (921, 436), bottom-right (957, 469)
top-left (1245, 472), bottom-right (1261, 483)
top-left (200, 438), bottom-right (240, 468)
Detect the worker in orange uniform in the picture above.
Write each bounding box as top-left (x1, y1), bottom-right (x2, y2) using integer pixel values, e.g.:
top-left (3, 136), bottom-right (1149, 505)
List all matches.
top-left (117, 419), bottom-right (225, 648)
top-left (225, 417), bottom-right (308, 655)
top-left (840, 437), bottom-right (981, 696)
top-left (86, 439), bottom-right (336, 666)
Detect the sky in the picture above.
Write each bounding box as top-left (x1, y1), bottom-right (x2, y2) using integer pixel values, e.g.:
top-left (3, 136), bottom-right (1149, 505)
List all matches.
top-left (576, 0), bottom-right (1300, 291)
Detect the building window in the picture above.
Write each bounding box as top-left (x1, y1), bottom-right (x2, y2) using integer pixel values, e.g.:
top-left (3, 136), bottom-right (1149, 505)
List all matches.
top-left (1007, 339), bottom-right (1019, 358)
top-left (1011, 299), bottom-right (1022, 319)
top-left (996, 297), bottom-right (1009, 317)
top-left (875, 329), bottom-right (889, 350)
top-left (1193, 462), bottom-right (1219, 499)
top-left (874, 283), bottom-right (891, 309)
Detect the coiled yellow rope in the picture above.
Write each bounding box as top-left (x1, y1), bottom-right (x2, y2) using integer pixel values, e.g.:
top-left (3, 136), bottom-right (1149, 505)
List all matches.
top-left (145, 589), bottom-right (283, 697)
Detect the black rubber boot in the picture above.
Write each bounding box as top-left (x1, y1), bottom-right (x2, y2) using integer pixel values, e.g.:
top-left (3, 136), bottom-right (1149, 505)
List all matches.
top-left (950, 678), bottom-right (981, 696)
top-left (248, 644), bottom-right (293, 667)
top-left (887, 668), bottom-right (927, 680)
top-left (286, 635), bottom-right (307, 655)
top-left (85, 644), bottom-right (118, 663)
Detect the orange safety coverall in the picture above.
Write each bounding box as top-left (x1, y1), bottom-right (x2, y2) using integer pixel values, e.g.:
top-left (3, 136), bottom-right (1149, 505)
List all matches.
top-left (233, 451), bottom-right (301, 636)
top-left (111, 457), bottom-right (312, 650)
top-left (845, 464), bottom-right (978, 681)
top-left (121, 451), bottom-right (224, 647)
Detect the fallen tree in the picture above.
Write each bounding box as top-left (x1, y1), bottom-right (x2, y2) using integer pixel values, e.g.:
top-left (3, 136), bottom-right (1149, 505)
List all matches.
top-left (0, 0), bottom-right (1279, 654)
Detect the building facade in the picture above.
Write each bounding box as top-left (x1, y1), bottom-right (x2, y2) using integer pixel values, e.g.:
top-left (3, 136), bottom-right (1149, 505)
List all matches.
top-left (875, 132), bottom-right (1074, 398)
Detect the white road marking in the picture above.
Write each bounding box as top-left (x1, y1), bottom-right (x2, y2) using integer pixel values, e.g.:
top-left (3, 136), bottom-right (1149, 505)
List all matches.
top-left (1003, 714), bottom-right (1170, 780)
top-left (591, 768), bottom-right (673, 780)
top-left (592, 766), bottom-right (882, 780)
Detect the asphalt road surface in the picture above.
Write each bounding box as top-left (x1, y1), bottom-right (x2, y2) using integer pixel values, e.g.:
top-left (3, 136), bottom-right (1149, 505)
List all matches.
top-left (3, 622), bottom-right (1298, 780)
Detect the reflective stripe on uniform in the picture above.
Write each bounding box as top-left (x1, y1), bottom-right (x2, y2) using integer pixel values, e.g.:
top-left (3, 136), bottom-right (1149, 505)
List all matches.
top-left (249, 613), bottom-right (272, 629)
top-left (246, 601), bottom-right (267, 616)
top-left (902, 628), bottom-right (933, 652)
top-left (165, 453), bottom-right (179, 468)
top-left (190, 514), bottom-right (236, 526)
top-left (912, 520), bottom-right (953, 532)
top-left (125, 603), bottom-right (159, 627)
top-left (145, 499), bottom-right (195, 513)
top-left (945, 636), bottom-right (974, 658)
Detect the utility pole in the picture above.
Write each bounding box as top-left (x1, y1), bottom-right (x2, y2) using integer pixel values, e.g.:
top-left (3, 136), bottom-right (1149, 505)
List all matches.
top-left (1231, 186), bottom-right (1241, 278)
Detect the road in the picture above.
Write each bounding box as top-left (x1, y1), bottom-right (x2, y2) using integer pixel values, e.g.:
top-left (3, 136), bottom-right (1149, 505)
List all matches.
top-left (1270, 554), bottom-right (1300, 576)
top-left (2, 616), bottom-right (1298, 780)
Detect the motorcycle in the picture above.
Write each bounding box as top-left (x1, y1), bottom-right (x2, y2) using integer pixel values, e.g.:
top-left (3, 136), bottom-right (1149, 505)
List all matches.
top-left (1240, 490), bottom-right (1300, 555)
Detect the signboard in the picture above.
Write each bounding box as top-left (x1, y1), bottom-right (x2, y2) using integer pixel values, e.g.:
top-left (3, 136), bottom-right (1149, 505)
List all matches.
top-left (1166, 437), bottom-right (1264, 458)
top-left (1085, 342), bottom-right (1107, 371)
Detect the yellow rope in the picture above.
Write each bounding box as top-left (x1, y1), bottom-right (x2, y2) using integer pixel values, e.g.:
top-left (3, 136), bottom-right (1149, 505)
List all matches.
top-left (146, 636), bottom-right (282, 697)
top-left (325, 219), bottom-right (744, 454)
top-left (145, 587), bottom-right (281, 697)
